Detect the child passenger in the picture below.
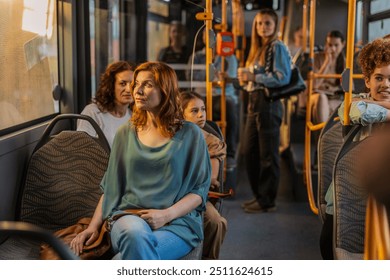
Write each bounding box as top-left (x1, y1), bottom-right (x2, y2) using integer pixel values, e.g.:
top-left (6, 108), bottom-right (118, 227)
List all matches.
top-left (180, 91), bottom-right (228, 260)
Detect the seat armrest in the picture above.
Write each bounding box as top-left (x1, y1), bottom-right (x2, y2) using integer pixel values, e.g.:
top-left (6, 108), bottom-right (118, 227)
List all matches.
top-left (0, 221), bottom-right (79, 260)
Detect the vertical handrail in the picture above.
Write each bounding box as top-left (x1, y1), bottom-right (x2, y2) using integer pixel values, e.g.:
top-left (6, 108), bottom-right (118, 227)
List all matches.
top-left (304, 0), bottom-right (318, 215)
top-left (232, 0), bottom-right (245, 67)
top-left (302, 0), bottom-right (308, 54)
top-left (279, 16), bottom-right (287, 40)
top-left (304, 0), bottom-right (358, 215)
top-left (205, 0), bottom-right (213, 121)
top-left (343, 0), bottom-right (357, 126)
top-left (219, 0), bottom-right (227, 137)
top-left (195, 0), bottom-right (214, 120)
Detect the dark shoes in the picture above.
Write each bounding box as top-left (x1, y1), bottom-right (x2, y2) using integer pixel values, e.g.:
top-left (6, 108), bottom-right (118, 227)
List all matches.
top-left (240, 198), bottom-right (257, 208)
top-left (242, 199), bottom-right (277, 213)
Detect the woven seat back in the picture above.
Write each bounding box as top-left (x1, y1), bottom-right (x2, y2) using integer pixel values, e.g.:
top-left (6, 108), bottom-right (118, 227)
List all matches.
top-left (333, 126), bottom-right (368, 259)
top-left (317, 120), bottom-right (343, 222)
top-left (19, 131), bottom-right (109, 232)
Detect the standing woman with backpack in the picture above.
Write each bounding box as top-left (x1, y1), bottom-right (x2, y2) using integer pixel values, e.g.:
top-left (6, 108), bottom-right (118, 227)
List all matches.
top-left (237, 8), bottom-right (292, 213)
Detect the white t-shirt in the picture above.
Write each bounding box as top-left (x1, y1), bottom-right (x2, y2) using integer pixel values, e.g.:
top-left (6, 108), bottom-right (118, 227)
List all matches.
top-left (77, 103), bottom-right (131, 147)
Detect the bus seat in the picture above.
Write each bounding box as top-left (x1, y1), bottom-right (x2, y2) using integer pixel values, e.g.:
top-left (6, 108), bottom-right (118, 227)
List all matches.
top-left (317, 109), bottom-right (343, 223)
top-left (0, 114), bottom-right (110, 260)
top-left (179, 240), bottom-right (203, 260)
top-left (0, 222), bottom-right (79, 260)
top-left (333, 125), bottom-right (368, 260)
top-left (179, 120), bottom-right (225, 260)
top-left (203, 120), bottom-right (226, 213)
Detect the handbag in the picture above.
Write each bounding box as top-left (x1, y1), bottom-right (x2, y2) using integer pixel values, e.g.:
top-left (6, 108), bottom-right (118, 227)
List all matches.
top-left (40, 209), bottom-right (144, 260)
top-left (263, 66), bottom-right (307, 101)
top-left (263, 41), bottom-right (307, 102)
top-left (40, 217), bottom-right (111, 260)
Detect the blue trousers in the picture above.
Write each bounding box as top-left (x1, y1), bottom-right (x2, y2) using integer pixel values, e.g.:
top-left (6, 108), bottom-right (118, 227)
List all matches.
top-left (110, 215), bottom-right (192, 260)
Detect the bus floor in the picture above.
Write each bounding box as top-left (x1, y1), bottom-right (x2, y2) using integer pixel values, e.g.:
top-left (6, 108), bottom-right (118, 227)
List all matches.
top-left (218, 154), bottom-right (323, 260)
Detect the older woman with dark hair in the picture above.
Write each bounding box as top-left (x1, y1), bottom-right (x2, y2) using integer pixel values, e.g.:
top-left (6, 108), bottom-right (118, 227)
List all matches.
top-left (71, 62), bottom-right (211, 260)
top-left (77, 60), bottom-right (135, 147)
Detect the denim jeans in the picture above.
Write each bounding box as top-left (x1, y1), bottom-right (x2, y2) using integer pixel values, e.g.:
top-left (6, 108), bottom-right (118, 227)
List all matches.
top-left (110, 214), bottom-right (192, 260)
top-left (242, 91), bottom-right (283, 207)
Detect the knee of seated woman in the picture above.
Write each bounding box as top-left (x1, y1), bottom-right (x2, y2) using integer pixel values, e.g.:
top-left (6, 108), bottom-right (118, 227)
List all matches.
top-left (113, 215), bottom-right (153, 236)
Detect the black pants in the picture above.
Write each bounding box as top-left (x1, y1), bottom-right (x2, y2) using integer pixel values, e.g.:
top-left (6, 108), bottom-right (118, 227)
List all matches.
top-left (241, 92), bottom-right (283, 207)
top-left (320, 213), bottom-right (334, 260)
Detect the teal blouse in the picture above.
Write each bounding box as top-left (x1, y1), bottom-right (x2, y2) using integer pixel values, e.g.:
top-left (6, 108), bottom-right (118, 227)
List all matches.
top-left (100, 121), bottom-right (211, 247)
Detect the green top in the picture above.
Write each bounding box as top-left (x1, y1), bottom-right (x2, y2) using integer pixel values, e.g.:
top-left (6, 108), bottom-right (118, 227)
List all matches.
top-left (101, 121), bottom-right (211, 247)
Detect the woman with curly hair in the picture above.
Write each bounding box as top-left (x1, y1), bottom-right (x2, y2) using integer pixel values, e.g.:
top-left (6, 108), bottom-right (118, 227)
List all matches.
top-left (320, 36), bottom-right (390, 259)
top-left (77, 60), bottom-right (135, 147)
top-left (338, 36), bottom-right (390, 125)
top-left (71, 61), bottom-right (211, 260)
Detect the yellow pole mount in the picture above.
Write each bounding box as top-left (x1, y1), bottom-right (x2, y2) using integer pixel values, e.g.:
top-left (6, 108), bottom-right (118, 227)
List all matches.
top-left (196, 1), bottom-right (214, 120)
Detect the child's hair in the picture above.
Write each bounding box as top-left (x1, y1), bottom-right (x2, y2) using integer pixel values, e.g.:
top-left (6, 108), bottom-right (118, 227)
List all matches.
top-left (359, 37), bottom-right (390, 79)
top-left (179, 91), bottom-right (205, 111)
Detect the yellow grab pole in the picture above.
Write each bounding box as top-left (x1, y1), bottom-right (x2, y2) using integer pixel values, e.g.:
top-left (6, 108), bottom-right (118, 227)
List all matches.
top-left (196, 0), bottom-right (214, 120)
top-left (343, 0), bottom-right (357, 125)
top-left (304, 0), bottom-right (318, 215)
top-left (232, 0), bottom-right (245, 67)
top-left (206, 0), bottom-right (213, 120)
top-left (279, 16), bottom-right (287, 40)
top-left (302, 0), bottom-right (308, 53)
top-left (219, 0), bottom-right (227, 137)
top-left (205, 0), bottom-right (213, 120)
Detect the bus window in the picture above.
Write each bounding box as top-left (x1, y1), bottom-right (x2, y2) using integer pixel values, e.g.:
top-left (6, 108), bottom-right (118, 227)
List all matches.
top-left (367, 0), bottom-right (390, 42)
top-left (368, 18), bottom-right (390, 42)
top-left (147, 0), bottom-right (169, 61)
top-left (0, 0), bottom-right (59, 131)
top-left (370, 0), bottom-right (390, 14)
top-left (89, 0), bottom-right (121, 97)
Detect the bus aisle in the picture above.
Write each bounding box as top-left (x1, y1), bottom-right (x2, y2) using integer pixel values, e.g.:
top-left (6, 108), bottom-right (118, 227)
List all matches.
top-left (219, 154), bottom-right (322, 259)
